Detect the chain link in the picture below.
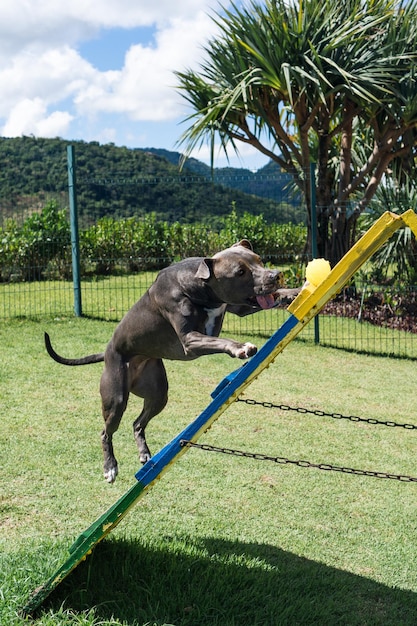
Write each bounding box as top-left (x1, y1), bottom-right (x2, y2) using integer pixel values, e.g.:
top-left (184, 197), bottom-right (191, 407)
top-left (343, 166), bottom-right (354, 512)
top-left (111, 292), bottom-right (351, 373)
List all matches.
top-left (180, 440), bottom-right (417, 483)
top-left (237, 397), bottom-right (417, 430)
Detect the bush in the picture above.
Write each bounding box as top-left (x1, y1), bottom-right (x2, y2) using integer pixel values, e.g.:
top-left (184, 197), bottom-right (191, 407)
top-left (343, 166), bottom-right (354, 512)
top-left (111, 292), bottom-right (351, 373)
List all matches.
top-left (0, 205), bottom-right (307, 281)
top-left (217, 210), bottom-right (307, 263)
top-left (0, 201), bottom-right (70, 281)
top-left (168, 222), bottom-right (221, 259)
top-left (80, 214), bottom-right (172, 274)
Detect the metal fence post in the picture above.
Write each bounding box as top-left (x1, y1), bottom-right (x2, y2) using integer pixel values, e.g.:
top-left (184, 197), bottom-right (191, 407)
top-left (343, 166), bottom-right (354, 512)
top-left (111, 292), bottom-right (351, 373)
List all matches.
top-left (67, 145), bottom-right (82, 317)
top-left (310, 162), bottom-right (320, 344)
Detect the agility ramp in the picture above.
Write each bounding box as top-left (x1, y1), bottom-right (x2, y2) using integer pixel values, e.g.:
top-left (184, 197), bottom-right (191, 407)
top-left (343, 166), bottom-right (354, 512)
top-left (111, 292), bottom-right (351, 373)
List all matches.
top-left (23, 209), bottom-right (417, 614)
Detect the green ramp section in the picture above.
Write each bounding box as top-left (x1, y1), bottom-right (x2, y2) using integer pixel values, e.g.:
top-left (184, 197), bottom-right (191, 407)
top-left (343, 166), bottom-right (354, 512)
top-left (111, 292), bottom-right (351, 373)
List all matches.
top-left (23, 209), bottom-right (417, 615)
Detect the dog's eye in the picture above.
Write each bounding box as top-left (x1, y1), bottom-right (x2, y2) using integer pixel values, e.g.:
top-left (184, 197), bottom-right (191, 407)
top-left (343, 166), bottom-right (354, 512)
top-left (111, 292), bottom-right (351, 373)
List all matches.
top-left (236, 267), bottom-right (246, 276)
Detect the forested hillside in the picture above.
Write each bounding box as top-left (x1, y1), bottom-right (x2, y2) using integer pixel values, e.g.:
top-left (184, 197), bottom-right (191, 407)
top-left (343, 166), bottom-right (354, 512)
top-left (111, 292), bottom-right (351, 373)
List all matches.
top-left (0, 136), bottom-right (303, 226)
top-left (146, 148), bottom-right (298, 202)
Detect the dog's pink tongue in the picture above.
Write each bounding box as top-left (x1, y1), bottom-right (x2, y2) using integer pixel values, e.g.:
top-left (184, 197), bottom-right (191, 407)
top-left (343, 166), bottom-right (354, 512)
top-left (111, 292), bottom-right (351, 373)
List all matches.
top-left (256, 294), bottom-right (275, 309)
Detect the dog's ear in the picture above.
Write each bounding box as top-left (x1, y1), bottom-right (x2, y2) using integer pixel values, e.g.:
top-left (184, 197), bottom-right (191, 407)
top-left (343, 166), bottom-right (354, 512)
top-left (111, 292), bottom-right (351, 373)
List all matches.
top-left (233, 239), bottom-right (253, 250)
top-left (196, 258), bottom-right (214, 280)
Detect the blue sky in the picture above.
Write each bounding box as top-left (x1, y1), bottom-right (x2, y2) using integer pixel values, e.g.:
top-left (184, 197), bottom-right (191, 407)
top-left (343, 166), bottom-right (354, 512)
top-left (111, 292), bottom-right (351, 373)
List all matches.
top-left (79, 28), bottom-right (158, 71)
top-left (0, 1), bottom-right (270, 171)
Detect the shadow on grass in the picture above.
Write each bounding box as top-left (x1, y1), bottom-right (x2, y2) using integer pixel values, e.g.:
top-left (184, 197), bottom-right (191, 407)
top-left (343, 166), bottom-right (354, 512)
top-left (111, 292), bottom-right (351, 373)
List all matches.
top-left (44, 535), bottom-right (417, 626)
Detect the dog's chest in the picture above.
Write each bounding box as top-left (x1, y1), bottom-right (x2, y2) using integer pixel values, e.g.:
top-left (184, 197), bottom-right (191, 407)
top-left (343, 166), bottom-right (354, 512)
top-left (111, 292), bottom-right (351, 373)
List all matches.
top-left (204, 305), bottom-right (226, 336)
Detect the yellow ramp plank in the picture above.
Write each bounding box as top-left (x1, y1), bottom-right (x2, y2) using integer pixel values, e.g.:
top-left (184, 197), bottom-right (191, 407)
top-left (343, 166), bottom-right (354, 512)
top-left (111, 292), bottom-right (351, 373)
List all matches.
top-left (288, 211), bottom-right (405, 322)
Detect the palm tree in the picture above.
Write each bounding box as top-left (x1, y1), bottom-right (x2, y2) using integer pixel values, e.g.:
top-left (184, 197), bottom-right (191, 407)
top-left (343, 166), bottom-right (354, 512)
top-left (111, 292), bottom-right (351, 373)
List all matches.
top-left (176, 0), bottom-right (417, 265)
top-left (362, 164), bottom-right (417, 282)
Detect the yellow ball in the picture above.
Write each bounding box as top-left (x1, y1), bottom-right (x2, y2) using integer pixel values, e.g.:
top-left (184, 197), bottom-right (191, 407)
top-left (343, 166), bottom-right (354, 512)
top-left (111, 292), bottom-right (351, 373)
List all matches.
top-left (305, 258), bottom-right (331, 287)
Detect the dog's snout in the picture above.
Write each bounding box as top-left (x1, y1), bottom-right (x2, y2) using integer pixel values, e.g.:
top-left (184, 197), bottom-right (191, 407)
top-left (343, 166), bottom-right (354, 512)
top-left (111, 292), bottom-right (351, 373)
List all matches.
top-left (267, 269), bottom-right (284, 286)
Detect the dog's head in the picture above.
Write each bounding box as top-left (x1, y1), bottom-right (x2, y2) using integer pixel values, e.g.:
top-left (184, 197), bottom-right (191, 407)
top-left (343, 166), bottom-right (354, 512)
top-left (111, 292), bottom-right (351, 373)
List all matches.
top-left (196, 240), bottom-right (284, 308)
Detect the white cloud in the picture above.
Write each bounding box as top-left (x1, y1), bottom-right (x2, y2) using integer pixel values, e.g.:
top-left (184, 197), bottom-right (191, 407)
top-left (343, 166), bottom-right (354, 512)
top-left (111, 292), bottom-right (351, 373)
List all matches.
top-left (0, 46), bottom-right (97, 115)
top-left (0, 43), bottom-right (101, 137)
top-left (0, 1), bottom-right (220, 55)
top-left (2, 98), bottom-right (73, 137)
top-left (0, 0), bottom-right (238, 163)
top-left (75, 11), bottom-right (217, 122)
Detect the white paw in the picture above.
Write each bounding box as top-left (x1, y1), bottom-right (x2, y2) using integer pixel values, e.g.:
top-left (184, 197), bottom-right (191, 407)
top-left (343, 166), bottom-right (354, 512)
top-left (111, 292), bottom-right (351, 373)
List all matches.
top-left (237, 342), bottom-right (257, 359)
top-left (104, 466), bottom-right (118, 483)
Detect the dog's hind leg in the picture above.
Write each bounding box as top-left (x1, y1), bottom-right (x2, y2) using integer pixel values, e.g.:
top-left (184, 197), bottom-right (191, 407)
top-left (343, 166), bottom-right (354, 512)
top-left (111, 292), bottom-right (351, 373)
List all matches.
top-left (129, 358), bottom-right (168, 464)
top-left (100, 350), bottom-right (130, 483)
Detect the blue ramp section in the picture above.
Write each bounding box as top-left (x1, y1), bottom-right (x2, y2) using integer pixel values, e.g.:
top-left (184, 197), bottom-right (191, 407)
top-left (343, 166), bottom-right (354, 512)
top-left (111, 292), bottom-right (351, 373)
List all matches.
top-left (135, 313), bottom-right (300, 487)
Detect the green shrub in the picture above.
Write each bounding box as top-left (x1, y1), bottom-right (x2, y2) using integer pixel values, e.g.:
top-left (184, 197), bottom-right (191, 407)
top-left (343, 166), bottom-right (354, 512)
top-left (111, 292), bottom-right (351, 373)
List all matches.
top-left (217, 209), bottom-right (307, 263)
top-left (0, 204), bottom-right (307, 281)
top-left (80, 214), bottom-right (172, 274)
top-left (0, 201), bottom-right (70, 281)
top-left (128, 214), bottom-right (172, 270)
top-left (0, 218), bottom-right (21, 281)
top-left (168, 222), bottom-right (220, 259)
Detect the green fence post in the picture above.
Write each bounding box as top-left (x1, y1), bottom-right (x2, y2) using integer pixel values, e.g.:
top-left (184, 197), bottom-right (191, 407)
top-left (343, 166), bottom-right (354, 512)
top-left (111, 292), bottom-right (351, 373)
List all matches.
top-left (67, 145), bottom-right (82, 317)
top-left (310, 162), bottom-right (320, 344)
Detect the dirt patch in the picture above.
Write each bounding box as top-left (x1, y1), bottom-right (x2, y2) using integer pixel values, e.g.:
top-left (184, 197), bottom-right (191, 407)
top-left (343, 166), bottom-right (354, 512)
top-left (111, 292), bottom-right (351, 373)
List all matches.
top-left (277, 286), bottom-right (417, 333)
top-left (321, 290), bottom-right (417, 333)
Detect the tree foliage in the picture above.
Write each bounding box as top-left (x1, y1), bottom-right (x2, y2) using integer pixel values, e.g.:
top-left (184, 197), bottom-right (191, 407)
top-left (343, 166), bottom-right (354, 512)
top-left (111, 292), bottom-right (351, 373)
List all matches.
top-left (177, 0), bottom-right (417, 264)
top-left (0, 136), bottom-right (303, 227)
top-left (361, 168), bottom-right (417, 282)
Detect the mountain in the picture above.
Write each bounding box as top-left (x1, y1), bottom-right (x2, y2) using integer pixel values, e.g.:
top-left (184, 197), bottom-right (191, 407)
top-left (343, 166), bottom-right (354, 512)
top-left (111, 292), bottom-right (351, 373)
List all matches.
top-left (0, 137), bottom-right (303, 226)
top-left (145, 147), bottom-right (299, 203)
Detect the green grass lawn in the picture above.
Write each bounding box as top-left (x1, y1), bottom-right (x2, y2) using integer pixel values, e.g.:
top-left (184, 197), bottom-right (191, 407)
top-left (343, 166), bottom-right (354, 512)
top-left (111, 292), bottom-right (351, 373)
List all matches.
top-left (2, 274), bottom-right (417, 358)
top-left (2, 317), bottom-right (417, 625)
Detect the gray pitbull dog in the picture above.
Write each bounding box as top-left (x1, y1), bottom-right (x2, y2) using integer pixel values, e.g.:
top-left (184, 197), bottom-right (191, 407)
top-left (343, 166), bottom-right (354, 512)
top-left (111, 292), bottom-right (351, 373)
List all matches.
top-left (45, 240), bottom-right (284, 483)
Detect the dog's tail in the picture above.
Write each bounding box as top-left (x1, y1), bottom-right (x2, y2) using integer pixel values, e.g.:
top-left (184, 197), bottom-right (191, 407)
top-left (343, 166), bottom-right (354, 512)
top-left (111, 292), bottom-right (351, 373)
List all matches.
top-left (44, 332), bottom-right (105, 366)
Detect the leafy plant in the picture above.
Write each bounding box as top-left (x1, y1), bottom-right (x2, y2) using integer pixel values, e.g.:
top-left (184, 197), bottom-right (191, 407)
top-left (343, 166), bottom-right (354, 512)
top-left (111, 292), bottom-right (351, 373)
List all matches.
top-left (0, 200), bottom-right (70, 281)
top-left (176, 0), bottom-right (417, 264)
top-left (361, 169), bottom-right (417, 284)
top-left (0, 205), bottom-right (307, 281)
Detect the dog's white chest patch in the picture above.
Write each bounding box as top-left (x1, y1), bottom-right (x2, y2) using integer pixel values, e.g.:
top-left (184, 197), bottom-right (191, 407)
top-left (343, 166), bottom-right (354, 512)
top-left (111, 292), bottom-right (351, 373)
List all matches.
top-left (204, 305), bottom-right (226, 336)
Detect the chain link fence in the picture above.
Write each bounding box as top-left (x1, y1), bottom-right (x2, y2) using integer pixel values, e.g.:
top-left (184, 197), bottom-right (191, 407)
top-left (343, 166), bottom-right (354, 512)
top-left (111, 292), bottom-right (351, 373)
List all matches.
top-left (1, 157), bottom-right (417, 359)
top-left (2, 263), bottom-right (417, 358)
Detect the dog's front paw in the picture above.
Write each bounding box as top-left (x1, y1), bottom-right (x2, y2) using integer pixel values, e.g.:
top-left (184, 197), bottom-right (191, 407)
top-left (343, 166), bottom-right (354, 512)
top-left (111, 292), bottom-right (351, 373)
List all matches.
top-left (237, 342), bottom-right (257, 359)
